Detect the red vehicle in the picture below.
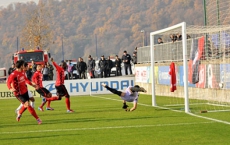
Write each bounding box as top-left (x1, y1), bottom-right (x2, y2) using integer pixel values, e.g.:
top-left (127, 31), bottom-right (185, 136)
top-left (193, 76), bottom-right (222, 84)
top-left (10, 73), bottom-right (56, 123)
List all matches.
top-left (12, 48), bottom-right (51, 66)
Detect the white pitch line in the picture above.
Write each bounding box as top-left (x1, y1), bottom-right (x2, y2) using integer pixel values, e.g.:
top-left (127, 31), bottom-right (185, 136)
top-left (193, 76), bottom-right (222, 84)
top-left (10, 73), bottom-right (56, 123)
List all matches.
top-left (164, 103), bottom-right (205, 107)
top-left (91, 95), bottom-right (230, 125)
top-left (0, 122), bottom-right (213, 135)
top-left (187, 113), bottom-right (230, 125)
top-left (91, 95), bottom-right (124, 102)
top-left (207, 110), bottom-right (230, 113)
top-left (206, 102), bottom-right (230, 107)
top-left (90, 95), bottom-right (183, 113)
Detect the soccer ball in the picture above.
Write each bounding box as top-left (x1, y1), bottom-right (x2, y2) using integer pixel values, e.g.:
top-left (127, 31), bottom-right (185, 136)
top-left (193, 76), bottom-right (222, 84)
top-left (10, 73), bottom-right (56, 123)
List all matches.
top-left (219, 83), bottom-right (224, 89)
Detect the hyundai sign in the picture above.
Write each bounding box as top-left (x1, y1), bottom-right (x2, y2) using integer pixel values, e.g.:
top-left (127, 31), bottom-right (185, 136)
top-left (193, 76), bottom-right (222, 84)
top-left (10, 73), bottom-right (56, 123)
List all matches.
top-left (43, 77), bottom-right (135, 95)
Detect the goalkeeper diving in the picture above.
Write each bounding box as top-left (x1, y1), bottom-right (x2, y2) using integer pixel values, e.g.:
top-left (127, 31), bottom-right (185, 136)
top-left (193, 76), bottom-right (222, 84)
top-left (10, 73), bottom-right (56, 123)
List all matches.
top-left (101, 83), bottom-right (147, 111)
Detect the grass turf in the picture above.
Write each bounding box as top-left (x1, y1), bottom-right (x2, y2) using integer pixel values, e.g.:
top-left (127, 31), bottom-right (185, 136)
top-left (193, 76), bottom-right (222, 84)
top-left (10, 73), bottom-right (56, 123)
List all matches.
top-left (1, 94), bottom-right (230, 145)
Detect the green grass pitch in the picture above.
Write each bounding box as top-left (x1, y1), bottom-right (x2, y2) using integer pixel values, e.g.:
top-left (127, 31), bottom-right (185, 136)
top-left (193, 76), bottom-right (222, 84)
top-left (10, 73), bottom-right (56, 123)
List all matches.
top-left (1, 94), bottom-right (230, 145)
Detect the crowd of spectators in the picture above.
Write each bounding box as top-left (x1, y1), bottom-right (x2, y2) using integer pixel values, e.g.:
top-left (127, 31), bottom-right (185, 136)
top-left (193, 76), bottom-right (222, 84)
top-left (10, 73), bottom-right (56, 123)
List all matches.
top-left (8, 47), bottom-right (138, 80)
top-left (170, 34), bottom-right (182, 42)
top-left (169, 33), bottom-right (191, 43)
top-left (157, 34), bottom-right (191, 44)
top-left (64, 47), bottom-right (137, 79)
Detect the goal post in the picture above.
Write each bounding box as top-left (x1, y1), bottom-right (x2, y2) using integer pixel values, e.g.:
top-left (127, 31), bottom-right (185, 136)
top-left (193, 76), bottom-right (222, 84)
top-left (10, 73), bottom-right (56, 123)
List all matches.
top-left (150, 22), bottom-right (189, 113)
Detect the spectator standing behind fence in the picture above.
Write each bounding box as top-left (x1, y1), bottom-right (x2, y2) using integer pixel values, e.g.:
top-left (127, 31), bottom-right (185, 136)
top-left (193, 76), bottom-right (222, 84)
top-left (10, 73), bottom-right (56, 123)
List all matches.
top-left (47, 62), bottom-right (54, 80)
top-left (133, 47), bottom-right (137, 55)
top-left (99, 55), bottom-right (107, 78)
top-left (133, 47), bottom-right (137, 63)
top-left (122, 50), bottom-right (132, 75)
top-left (158, 38), bottom-right (163, 44)
top-left (76, 58), bottom-right (81, 79)
top-left (170, 34), bottom-right (177, 42)
top-left (67, 60), bottom-right (74, 80)
top-left (82, 58), bottom-right (87, 79)
top-left (8, 63), bottom-right (15, 76)
top-left (115, 55), bottom-right (122, 76)
top-left (106, 56), bottom-right (113, 77)
top-left (42, 64), bottom-right (49, 81)
top-left (176, 33), bottom-right (182, 41)
top-left (87, 55), bottom-right (95, 78)
top-left (77, 57), bottom-right (87, 79)
top-left (132, 52), bottom-right (137, 64)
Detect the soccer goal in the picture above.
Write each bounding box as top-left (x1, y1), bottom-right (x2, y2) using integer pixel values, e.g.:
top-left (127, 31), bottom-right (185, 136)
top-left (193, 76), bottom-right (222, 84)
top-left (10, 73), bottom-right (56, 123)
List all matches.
top-left (150, 22), bottom-right (189, 113)
top-left (150, 22), bottom-right (230, 113)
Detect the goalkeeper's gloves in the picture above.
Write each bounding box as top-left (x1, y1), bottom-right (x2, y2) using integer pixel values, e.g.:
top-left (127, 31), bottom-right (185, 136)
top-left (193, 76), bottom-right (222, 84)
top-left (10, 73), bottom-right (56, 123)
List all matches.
top-left (122, 104), bottom-right (129, 109)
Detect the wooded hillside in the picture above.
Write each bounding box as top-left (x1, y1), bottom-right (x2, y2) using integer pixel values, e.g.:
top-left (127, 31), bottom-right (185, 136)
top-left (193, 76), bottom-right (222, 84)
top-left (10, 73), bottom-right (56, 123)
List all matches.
top-left (0, 0), bottom-right (204, 67)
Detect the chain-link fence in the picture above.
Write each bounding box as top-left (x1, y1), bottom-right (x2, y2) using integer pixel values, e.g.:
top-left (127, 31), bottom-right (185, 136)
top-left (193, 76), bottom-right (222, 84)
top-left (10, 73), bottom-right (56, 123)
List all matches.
top-left (137, 39), bottom-right (193, 63)
top-left (137, 46), bottom-right (150, 63)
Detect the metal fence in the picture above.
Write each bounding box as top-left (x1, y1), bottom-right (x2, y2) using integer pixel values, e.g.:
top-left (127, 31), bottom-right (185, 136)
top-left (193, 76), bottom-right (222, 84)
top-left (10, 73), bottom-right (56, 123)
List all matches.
top-left (136, 46), bottom-right (151, 63)
top-left (137, 39), bottom-right (193, 63)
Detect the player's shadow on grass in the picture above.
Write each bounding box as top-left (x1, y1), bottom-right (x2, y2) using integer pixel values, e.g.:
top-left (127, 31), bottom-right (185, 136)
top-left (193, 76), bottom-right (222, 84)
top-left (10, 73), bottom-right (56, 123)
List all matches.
top-left (37, 106), bottom-right (122, 115)
top-left (0, 133), bottom-right (78, 141)
top-left (1, 122), bottom-right (47, 128)
top-left (154, 108), bottom-right (170, 111)
top-left (45, 115), bottom-right (156, 124)
top-left (78, 108), bottom-right (120, 113)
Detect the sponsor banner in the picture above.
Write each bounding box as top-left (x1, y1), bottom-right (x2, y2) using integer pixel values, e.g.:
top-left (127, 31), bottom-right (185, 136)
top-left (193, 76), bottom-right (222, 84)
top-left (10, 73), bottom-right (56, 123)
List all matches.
top-left (207, 64), bottom-right (220, 89)
top-left (158, 65), bottom-right (179, 85)
top-left (158, 66), bottom-right (170, 85)
top-left (135, 66), bottom-right (149, 83)
top-left (178, 66), bottom-right (195, 87)
top-left (0, 84), bottom-right (39, 99)
top-left (0, 77), bottom-right (134, 99)
top-left (196, 64), bottom-right (206, 88)
top-left (43, 77), bottom-right (135, 95)
top-left (220, 64), bottom-right (230, 89)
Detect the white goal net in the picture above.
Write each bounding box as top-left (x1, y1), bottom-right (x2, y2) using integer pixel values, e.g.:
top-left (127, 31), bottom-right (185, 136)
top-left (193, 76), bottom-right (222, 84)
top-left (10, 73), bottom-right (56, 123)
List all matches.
top-left (150, 22), bottom-right (230, 114)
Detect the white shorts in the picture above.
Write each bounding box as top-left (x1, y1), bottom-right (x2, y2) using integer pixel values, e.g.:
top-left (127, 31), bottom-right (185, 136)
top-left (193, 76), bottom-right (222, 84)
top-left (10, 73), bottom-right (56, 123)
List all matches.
top-left (28, 91), bottom-right (33, 98)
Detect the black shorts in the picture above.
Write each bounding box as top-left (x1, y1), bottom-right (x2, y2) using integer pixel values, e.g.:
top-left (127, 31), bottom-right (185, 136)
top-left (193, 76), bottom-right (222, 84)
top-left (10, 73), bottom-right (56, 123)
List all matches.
top-left (16, 92), bottom-right (30, 103)
top-left (55, 85), bottom-right (69, 97)
top-left (36, 87), bottom-right (50, 97)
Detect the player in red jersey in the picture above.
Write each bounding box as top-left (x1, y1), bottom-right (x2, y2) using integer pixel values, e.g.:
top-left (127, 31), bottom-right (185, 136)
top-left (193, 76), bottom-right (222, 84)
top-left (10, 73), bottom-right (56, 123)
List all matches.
top-left (15, 62), bottom-right (35, 112)
top-left (32, 64), bottom-right (59, 111)
top-left (7, 60), bottom-right (42, 124)
top-left (51, 58), bottom-right (73, 112)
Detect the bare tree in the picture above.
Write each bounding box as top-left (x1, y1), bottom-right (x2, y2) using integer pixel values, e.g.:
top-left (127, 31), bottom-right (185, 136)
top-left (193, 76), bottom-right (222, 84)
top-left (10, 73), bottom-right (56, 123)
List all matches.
top-left (20, 1), bottom-right (52, 50)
